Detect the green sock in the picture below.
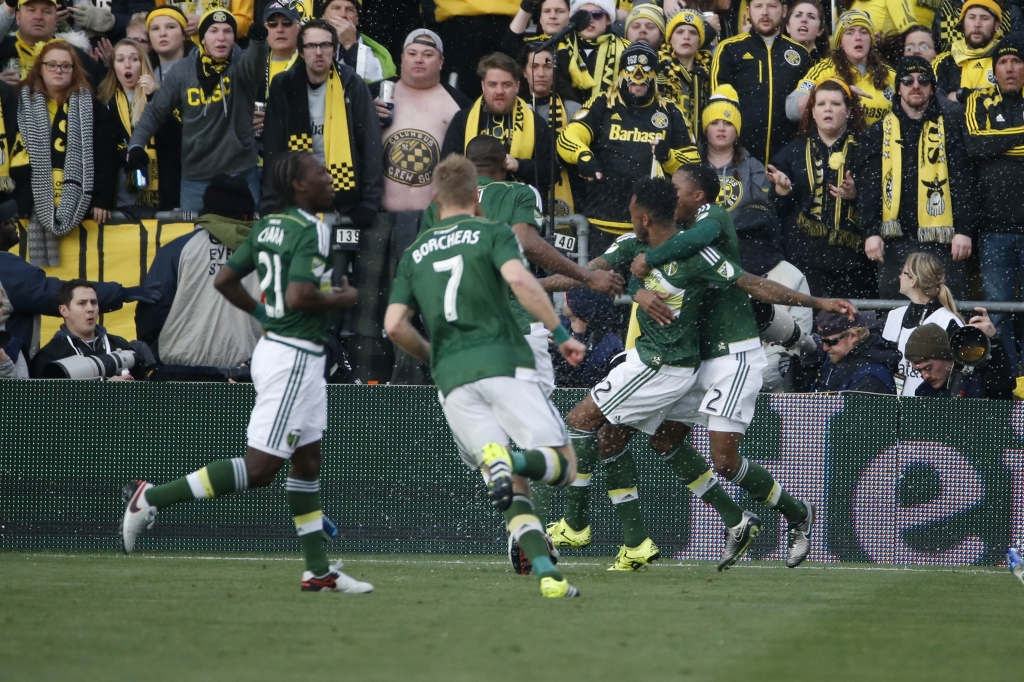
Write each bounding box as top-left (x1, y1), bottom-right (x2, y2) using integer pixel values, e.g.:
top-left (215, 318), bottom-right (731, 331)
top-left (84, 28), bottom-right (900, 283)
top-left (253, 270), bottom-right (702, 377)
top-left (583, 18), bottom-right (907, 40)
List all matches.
top-left (604, 448), bottom-right (647, 548)
top-left (510, 448), bottom-right (570, 486)
top-left (285, 477), bottom-right (330, 576)
top-left (565, 428), bottom-right (597, 531)
top-left (504, 494), bottom-right (561, 580)
top-left (731, 457), bottom-right (807, 523)
top-left (144, 458), bottom-right (249, 509)
top-left (662, 444), bottom-right (743, 528)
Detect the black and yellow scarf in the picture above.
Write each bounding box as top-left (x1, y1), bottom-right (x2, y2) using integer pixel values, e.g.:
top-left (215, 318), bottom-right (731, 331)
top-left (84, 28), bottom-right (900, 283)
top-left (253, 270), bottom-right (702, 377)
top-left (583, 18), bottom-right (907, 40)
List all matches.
top-left (114, 90), bottom-right (160, 207)
top-left (796, 133), bottom-right (861, 250)
top-left (658, 46), bottom-right (711, 143)
top-left (287, 67), bottom-right (355, 193)
top-left (565, 33), bottom-right (627, 101)
top-left (464, 95), bottom-right (536, 162)
top-left (532, 93), bottom-right (575, 215)
top-left (880, 111), bottom-right (954, 243)
top-left (14, 32), bottom-right (42, 79)
top-left (196, 47), bottom-right (230, 99)
top-left (948, 39), bottom-right (995, 90)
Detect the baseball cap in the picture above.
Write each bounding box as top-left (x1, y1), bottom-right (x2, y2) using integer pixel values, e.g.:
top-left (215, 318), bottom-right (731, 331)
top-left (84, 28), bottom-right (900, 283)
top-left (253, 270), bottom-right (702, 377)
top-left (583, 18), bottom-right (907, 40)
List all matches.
top-left (404, 28), bottom-right (443, 55)
top-left (263, 2), bottom-right (301, 23)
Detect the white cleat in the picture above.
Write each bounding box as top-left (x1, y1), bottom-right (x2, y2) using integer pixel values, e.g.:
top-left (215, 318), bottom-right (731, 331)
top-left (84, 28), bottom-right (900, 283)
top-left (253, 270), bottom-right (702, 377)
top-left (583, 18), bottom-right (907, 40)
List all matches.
top-left (301, 561), bottom-right (373, 593)
top-left (121, 481), bottom-right (158, 554)
top-left (786, 500), bottom-right (815, 568)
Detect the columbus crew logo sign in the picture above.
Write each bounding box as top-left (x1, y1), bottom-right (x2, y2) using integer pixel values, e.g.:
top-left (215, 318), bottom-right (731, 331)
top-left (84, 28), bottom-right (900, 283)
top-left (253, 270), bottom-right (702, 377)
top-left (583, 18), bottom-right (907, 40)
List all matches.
top-left (717, 176), bottom-right (742, 210)
top-left (383, 129), bottom-right (441, 187)
top-left (784, 49), bottom-right (802, 66)
top-left (651, 111), bottom-right (669, 129)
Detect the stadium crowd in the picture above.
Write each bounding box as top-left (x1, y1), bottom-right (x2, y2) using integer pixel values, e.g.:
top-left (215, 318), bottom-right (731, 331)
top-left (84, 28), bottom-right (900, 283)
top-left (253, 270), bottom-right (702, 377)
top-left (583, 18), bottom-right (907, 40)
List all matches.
top-left (0, 0), bottom-right (1020, 398)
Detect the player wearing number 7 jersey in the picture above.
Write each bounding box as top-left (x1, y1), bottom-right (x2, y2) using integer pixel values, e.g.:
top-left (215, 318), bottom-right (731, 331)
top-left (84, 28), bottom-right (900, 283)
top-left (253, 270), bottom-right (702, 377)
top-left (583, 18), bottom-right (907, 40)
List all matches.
top-left (119, 152), bottom-right (373, 594)
top-left (385, 154), bottom-right (587, 599)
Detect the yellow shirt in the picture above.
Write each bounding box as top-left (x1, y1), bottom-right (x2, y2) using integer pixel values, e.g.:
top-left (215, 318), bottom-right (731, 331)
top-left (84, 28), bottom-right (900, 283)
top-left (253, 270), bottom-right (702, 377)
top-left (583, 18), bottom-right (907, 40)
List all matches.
top-left (157, 0), bottom-right (254, 38)
top-left (796, 58), bottom-right (895, 127)
top-left (848, 0), bottom-right (917, 35)
top-left (430, 0), bottom-right (519, 21)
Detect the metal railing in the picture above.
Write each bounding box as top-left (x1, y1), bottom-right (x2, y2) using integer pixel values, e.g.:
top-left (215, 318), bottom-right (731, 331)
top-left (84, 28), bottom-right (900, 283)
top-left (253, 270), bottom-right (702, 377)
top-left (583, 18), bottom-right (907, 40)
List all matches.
top-left (850, 300), bottom-right (1024, 313)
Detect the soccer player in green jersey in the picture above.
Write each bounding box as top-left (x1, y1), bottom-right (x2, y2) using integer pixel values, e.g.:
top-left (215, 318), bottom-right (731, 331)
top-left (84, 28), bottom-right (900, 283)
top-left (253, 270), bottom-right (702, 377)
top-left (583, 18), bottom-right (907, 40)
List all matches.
top-left (384, 154), bottom-right (587, 599)
top-left (626, 163), bottom-right (856, 568)
top-left (422, 135), bottom-right (623, 397)
top-left (120, 153), bottom-right (373, 594)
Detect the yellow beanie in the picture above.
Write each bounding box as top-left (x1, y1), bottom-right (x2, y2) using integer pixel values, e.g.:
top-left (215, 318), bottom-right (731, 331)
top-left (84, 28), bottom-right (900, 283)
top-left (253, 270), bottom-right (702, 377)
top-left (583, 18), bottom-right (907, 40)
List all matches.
top-left (702, 85), bottom-right (741, 135)
top-left (665, 9), bottom-right (706, 49)
top-left (831, 10), bottom-right (874, 50)
top-left (625, 4), bottom-right (666, 35)
top-left (959, 0), bottom-right (1002, 24)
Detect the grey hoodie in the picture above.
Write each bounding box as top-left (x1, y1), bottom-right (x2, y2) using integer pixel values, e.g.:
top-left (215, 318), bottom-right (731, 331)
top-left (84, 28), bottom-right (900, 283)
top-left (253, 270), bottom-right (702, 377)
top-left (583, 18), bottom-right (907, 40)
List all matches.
top-left (129, 40), bottom-right (267, 182)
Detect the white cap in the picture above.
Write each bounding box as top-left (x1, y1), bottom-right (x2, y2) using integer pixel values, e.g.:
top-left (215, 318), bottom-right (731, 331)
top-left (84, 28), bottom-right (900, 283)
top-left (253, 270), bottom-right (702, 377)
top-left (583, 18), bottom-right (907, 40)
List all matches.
top-left (570, 0), bottom-right (617, 19)
top-left (403, 28), bottom-right (443, 55)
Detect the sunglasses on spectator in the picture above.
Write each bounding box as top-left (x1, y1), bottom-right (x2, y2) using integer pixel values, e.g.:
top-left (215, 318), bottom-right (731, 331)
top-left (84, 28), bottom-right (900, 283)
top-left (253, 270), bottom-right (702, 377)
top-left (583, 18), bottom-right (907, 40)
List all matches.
top-left (42, 61), bottom-right (74, 73)
top-left (302, 41), bottom-right (334, 52)
top-left (266, 18), bottom-right (294, 27)
top-left (821, 332), bottom-right (851, 347)
top-left (899, 74), bottom-right (933, 87)
top-left (588, 10), bottom-right (608, 19)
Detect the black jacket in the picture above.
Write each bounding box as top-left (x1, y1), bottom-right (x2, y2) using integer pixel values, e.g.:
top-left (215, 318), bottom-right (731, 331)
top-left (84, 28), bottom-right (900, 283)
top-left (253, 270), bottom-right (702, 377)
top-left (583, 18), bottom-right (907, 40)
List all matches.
top-left (106, 95), bottom-right (182, 212)
top-left (108, 0), bottom-right (156, 42)
top-left (811, 333), bottom-right (902, 394)
top-left (262, 60), bottom-right (384, 219)
top-left (857, 96), bottom-right (978, 240)
top-left (915, 335), bottom-right (1016, 399)
top-left (710, 31), bottom-right (811, 164)
top-left (31, 324), bottom-right (135, 378)
top-left (0, 38), bottom-right (106, 88)
top-left (964, 87), bottom-right (1024, 231)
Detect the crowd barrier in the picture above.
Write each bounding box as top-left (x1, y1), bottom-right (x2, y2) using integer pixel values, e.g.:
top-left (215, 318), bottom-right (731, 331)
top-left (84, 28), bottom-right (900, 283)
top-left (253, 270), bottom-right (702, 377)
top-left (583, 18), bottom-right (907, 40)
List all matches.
top-left (18, 219), bottom-right (197, 342)
top-left (1, 382), bottom-right (1021, 566)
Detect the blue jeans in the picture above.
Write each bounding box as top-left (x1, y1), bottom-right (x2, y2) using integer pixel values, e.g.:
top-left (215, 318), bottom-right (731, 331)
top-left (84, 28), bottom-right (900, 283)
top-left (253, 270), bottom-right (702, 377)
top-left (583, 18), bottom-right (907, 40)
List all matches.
top-left (979, 232), bottom-right (1024, 374)
top-left (178, 166), bottom-right (261, 215)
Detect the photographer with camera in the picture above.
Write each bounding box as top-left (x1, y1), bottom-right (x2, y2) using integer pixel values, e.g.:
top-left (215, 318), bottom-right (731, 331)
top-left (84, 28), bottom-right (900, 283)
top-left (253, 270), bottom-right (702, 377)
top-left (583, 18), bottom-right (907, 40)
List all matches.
top-left (904, 309), bottom-right (1016, 399)
top-left (31, 279), bottom-right (152, 379)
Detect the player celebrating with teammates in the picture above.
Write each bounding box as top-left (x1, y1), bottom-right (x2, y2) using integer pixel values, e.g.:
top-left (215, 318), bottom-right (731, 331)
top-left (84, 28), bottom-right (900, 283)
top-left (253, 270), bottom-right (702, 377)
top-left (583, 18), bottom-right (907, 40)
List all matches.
top-left (121, 152), bottom-right (372, 594)
top-left (384, 154), bottom-right (587, 599)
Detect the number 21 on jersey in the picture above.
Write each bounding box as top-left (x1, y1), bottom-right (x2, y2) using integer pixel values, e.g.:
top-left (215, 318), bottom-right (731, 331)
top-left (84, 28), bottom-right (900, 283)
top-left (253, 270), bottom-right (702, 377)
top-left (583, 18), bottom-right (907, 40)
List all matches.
top-left (258, 251), bottom-right (286, 318)
top-left (433, 255), bottom-right (464, 322)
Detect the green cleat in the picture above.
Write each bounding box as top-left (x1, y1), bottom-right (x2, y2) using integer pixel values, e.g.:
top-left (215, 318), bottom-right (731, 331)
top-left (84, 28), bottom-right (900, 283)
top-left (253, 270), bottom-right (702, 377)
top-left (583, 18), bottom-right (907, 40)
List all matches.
top-left (480, 442), bottom-right (514, 512)
top-left (540, 576), bottom-right (581, 598)
top-left (546, 518), bottom-right (592, 549)
top-left (608, 538), bottom-right (660, 571)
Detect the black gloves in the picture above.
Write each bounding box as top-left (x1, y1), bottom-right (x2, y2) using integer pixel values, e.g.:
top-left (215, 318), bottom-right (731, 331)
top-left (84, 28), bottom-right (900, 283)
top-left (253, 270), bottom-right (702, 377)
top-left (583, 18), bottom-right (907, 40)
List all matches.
top-left (126, 146), bottom-right (150, 170)
top-left (520, 0), bottom-right (539, 12)
top-left (577, 153), bottom-right (602, 179)
top-left (348, 205), bottom-right (377, 230)
top-left (247, 21), bottom-right (268, 42)
top-left (654, 138), bottom-right (670, 163)
top-left (124, 282), bottom-right (162, 304)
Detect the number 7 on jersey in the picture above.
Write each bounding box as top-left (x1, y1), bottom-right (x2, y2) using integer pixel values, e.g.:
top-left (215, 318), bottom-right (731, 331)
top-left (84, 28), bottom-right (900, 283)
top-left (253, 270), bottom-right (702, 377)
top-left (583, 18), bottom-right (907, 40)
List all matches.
top-left (433, 255), bottom-right (464, 322)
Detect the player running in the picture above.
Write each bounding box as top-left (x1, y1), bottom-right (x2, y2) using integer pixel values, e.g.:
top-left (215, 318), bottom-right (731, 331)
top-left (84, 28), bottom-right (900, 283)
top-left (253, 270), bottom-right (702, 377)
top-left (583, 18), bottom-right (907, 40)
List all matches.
top-left (384, 154), bottom-right (586, 599)
top-left (120, 152), bottom-right (373, 594)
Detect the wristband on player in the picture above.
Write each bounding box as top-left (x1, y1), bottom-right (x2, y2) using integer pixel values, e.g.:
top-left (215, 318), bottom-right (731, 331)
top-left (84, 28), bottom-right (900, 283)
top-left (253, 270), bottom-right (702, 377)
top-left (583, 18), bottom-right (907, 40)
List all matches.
top-left (251, 303), bottom-right (270, 324)
top-left (552, 325), bottom-right (572, 346)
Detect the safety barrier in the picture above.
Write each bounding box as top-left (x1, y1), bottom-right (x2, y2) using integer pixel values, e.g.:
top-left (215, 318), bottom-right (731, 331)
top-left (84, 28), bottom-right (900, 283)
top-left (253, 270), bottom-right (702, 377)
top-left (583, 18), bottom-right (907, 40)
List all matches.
top-left (0, 382), bottom-right (1019, 566)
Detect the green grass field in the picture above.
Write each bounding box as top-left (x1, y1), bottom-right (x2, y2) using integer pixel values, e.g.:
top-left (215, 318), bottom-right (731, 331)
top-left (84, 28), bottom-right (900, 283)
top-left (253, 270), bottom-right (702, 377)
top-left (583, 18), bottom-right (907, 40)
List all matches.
top-left (0, 551), bottom-right (1019, 682)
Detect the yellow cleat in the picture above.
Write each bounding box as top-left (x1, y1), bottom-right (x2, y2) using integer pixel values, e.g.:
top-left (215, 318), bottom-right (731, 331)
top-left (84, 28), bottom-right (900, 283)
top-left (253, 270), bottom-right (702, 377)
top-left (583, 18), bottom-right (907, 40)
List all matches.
top-left (480, 442), bottom-right (514, 511)
top-left (540, 576), bottom-right (581, 598)
top-left (546, 518), bottom-right (592, 549)
top-left (607, 538), bottom-right (661, 571)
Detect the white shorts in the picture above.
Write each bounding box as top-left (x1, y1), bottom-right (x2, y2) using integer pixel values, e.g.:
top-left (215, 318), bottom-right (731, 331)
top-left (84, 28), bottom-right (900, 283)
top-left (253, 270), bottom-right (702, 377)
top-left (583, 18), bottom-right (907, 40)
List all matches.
top-left (591, 349), bottom-right (698, 436)
top-left (440, 372), bottom-right (569, 469)
top-left (525, 323), bottom-right (555, 398)
top-left (247, 335), bottom-right (328, 459)
top-left (671, 346), bottom-right (767, 434)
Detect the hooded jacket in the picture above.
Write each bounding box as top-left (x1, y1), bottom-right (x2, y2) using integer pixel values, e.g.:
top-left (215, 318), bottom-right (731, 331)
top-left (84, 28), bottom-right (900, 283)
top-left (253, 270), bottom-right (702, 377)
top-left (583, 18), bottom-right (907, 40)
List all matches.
top-left (31, 324), bottom-right (134, 378)
top-left (135, 215), bottom-right (261, 367)
top-left (812, 333), bottom-right (902, 393)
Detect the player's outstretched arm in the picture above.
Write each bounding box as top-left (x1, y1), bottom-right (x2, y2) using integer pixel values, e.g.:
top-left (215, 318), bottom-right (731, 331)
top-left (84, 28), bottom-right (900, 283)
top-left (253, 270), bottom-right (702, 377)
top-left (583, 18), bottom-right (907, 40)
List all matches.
top-left (511, 224), bottom-right (623, 296)
top-left (501, 259), bottom-right (586, 367)
top-left (736, 273), bottom-right (857, 318)
top-left (214, 264), bottom-right (260, 314)
top-left (383, 303), bottom-right (431, 363)
top-left (285, 277), bottom-right (359, 312)
top-left (539, 257), bottom-right (615, 293)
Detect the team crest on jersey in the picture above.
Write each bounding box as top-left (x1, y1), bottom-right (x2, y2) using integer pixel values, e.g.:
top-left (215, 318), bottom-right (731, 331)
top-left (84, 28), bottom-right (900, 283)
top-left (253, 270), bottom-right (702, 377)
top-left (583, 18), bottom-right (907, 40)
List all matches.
top-left (286, 429), bottom-right (302, 448)
top-left (717, 261), bottom-right (735, 278)
top-left (883, 87), bottom-right (894, 101)
top-left (663, 261), bottom-right (679, 276)
top-left (988, 70), bottom-right (997, 85)
top-left (717, 177), bottom-right (742, 209)
top-left (784, 49), bottom-right (801, 66)
top-left (651, 111), bottom-right (669, 129)
top-left (212, 10), bottom-right (228, 22)
top-left (695, 204), bottom-right (711, 222)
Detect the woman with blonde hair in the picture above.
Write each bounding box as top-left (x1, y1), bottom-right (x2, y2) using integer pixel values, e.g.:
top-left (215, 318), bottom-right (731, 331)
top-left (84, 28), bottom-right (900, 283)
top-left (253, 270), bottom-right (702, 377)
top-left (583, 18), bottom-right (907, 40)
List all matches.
top-left (99, 39), bottom-right (164, 210)
top-left (882, 251), bottom-right (965, 395)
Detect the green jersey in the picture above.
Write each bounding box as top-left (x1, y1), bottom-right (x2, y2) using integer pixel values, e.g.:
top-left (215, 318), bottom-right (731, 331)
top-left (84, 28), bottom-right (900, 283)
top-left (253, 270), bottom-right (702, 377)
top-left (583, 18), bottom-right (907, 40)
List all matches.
top-left (226, 207), bottom-right (334, 348)
top-left (389, 214), bottom-right (536, 396)
top-left (644, 203), bottom-right (761, 359)
top-left (603, 232), bottom-right (743, 369)
top-left (421, 176), bottom-right (545, 335)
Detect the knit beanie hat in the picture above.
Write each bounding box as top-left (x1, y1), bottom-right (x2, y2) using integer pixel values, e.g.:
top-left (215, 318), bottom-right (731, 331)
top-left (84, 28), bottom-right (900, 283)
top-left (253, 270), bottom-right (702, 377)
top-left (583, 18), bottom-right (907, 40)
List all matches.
top-left (896, 55), bottom-right (934, 82)
top-left (625, 4), bottom-right (666, 35)
top-left (198, 8), bottom-right (237, 42)
top-left (702, 85), bottom-right (742, 135)
top-left (665, 9), bottom-right (706, 48)
top-left (831, 10), bottom-right (874, 50)
top-left (905, 323), bottom-right (954, 361)
top-left (959, 0), bottom-right (1001, 25)
top-left (994, 32), bottom-right (1024, 63)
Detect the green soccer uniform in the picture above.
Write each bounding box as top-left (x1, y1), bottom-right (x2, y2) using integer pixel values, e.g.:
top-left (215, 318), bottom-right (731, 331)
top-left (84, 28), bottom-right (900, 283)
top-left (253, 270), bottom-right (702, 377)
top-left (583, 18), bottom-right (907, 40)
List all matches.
top-left (643, 203), bottom-right (760, 359)
top-left (603, 232), bottom-right (744, 369)
top-left (422, 176), bottom-right (545, 335)
top-left (389, 213), bottom-right (536, 396)
top-left (227, 207), bottom-right (334, 348)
